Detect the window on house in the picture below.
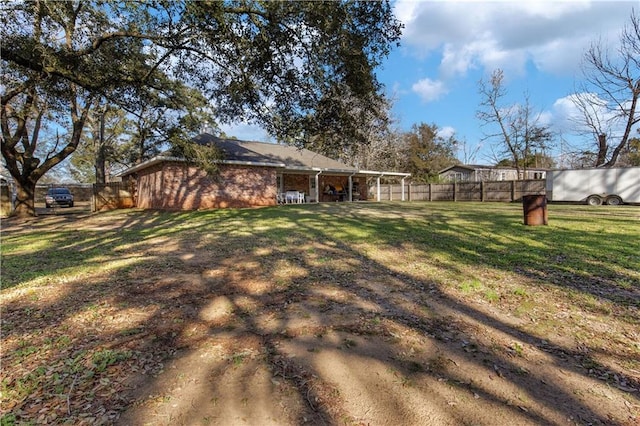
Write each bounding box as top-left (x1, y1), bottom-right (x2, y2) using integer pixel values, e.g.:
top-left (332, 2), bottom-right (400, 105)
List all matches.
top-left (449, 172), bottom-right (463, 182)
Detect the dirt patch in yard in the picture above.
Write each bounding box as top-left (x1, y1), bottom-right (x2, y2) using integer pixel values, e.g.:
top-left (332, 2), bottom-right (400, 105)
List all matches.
top-left (1, 206), bottom-right (639, 425)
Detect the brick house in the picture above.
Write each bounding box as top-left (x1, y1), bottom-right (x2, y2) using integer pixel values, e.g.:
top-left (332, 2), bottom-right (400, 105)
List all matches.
top-left (439, 164), bottom-right (547, 182)
top-left (118, 134), bottom-right (410, 210)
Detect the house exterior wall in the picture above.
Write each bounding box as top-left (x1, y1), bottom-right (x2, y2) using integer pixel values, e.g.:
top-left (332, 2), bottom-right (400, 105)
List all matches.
top-left (494, 170), bottom-right (518, 181)
top-left (441, 167), bottom-right (546, 182)
top-left (135, 161), bottom-right (277, 210)
top-left (440, 168), bottom-right (475, 182)
top-left (441, 166), bottom-right (504, 182)
top-left (282, 174), bottom-right (309, 194)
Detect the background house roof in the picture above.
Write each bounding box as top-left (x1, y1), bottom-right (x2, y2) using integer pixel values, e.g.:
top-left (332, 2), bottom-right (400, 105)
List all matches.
top-left (439, 164), bottom-right (549, 174)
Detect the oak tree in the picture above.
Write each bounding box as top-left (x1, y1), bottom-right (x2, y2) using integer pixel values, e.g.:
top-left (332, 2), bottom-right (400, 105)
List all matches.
top-left (1, 0), bottom-right (401, 216)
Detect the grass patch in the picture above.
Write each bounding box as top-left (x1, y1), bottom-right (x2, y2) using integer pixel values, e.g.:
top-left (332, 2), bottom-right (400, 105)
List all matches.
top-left (92, 349), bottom-right (132, 372)
top-left (459, 279), bottom-right (483, 293)
top-left (513, 287), bottom-right (528, 297)
top-left (484, 289), bottom-right (500, 303)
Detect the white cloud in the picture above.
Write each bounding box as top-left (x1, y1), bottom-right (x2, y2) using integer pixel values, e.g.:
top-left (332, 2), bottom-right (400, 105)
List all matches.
top-left (548, 95), bottom-right (583, 133)
top-left (395, 1), bottom-right (634, 77)
top-left (440, 41), bottom-right (481, 77)
top-left (536, 110), bottom-right (554, 128)
top-left (412, 78), bottom-right (448, 102)
top-left (437, 126), bottom-right (456, 139)
top-left (393, 1), bottom-right (420, 26)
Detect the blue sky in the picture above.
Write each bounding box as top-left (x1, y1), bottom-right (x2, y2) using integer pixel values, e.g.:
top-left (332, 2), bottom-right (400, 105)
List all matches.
top-left (225, 0), bottom-right (638, 166)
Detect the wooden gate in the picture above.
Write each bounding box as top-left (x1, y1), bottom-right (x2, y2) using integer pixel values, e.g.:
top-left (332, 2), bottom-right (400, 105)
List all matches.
top-left (92, 182), bottom-right (135, 211)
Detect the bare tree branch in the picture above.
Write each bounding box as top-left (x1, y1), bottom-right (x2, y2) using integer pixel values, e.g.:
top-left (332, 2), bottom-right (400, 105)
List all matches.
top-left (573, 9), bottom-right (640, 167)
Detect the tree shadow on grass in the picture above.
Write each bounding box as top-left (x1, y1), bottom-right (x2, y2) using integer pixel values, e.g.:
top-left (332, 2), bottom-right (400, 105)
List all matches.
top-left (1, 203), bottom-right (639, 424)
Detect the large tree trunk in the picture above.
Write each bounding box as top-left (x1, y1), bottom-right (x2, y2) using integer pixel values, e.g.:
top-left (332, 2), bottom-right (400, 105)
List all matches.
top-left (95, 147), bottom-right (106, 184)
top-left (95, 110), bottom-right (107, 184)
top-left (12, 179), bottom-right (37, 217)
top-left (596, 134), bottom-right (608, 167)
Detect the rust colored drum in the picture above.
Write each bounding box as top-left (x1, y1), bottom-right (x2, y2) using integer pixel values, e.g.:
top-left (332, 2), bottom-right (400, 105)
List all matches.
top-left (522, 195), bottom-right (548, 226)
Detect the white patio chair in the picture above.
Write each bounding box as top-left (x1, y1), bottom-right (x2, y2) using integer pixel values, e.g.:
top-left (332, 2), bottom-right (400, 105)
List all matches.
top-left (285, 191), bottom-right (298, 203)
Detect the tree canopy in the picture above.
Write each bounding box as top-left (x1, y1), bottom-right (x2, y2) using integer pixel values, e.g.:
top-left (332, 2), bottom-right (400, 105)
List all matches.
top-left (403, 123), bottom-right (459, 183)
top-left (1, 0), bottom-right (402, 216)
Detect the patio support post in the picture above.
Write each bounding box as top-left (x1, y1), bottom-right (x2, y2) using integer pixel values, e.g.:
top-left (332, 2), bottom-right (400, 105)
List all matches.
top-left (376, 175), bottom-right (383, 202)
top-left (348, 174), bottom-right (355, 202)
top-left (315, 171), bottom-right (322, 203)
top-left (401, 177), bottom-right (406, 201)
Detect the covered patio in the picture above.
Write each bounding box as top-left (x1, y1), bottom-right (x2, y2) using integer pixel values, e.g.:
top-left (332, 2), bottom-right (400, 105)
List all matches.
top-left (277, 168), bottom-right (411, 204)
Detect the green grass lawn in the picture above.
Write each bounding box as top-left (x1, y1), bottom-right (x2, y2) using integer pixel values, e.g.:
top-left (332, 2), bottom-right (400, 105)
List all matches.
top-left (4, 202), bottom-right (637, 303)
top-left (1, 202), bottom-right (639, 425)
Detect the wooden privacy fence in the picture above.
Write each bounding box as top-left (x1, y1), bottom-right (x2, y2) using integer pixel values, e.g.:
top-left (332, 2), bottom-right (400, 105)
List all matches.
top-left (370, 179), bottom-right (546, 202)
top-left (93, 182), bottom-right (135, 211)
top-left (1, 183), bottom-right (12, 216)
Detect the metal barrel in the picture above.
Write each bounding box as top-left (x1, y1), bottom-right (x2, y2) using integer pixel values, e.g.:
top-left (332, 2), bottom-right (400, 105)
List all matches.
top-left (522, 195), bottom-right (548, 226)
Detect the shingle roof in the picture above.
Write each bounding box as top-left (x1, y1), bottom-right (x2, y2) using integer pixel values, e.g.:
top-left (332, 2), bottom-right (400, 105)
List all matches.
top-left (193, 134), bottom-right (356, 171)
top-left (119, 133), bottom-right (410, 178)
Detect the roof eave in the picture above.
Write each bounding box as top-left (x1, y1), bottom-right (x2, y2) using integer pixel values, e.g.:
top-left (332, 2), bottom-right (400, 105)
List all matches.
top-left (117, 155), bottom-right (178, 177)
top-left (118, 156), bottom-right (410, 179)
top-left (117, 156), bottom-right (286, 177)
top-left (357, 170), bottom-right (412, 177)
